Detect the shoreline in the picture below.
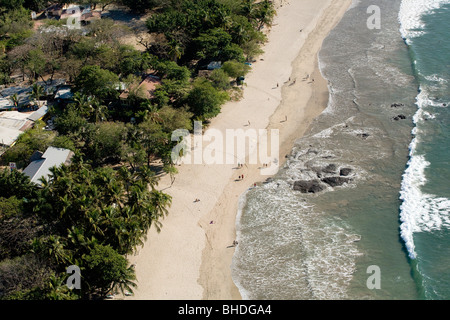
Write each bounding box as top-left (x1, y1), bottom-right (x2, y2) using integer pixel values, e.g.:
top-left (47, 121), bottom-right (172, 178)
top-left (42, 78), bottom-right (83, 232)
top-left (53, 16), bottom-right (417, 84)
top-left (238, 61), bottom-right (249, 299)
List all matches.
top-left (125, 0), bottom-right (352, 300)
top-left (198, 0), bottom-right (352, 300)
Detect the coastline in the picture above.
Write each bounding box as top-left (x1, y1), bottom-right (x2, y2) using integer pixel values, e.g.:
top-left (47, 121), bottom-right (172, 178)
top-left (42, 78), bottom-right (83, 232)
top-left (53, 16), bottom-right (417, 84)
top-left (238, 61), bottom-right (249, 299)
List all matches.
top-left (125, 0), bottom-right (352, 300)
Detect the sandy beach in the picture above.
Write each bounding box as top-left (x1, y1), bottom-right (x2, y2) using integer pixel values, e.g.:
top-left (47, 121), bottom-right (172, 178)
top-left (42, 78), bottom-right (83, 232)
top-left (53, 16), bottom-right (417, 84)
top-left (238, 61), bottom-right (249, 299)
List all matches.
top-left (125, 0), bottom-right (352, 300)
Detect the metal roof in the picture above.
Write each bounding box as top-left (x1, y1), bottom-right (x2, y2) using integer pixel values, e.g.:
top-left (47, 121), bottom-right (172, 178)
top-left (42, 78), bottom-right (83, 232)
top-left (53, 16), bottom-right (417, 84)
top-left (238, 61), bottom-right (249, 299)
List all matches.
top-left (27, 105), bottom-right (49, 122)
top-left (22, 147), bottom-right (73, 185)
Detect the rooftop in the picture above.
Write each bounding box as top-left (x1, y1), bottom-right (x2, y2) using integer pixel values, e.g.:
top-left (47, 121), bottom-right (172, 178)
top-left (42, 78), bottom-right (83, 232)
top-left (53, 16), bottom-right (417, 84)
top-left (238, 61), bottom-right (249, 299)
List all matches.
top-left (27, 105), bottom-right (49, 122)
top-left (0, 111), bottom-right (34, 146)
top-left (23, 146), bottom-right (74, 185)
top-left (119, 75), bottom-right (161, 100)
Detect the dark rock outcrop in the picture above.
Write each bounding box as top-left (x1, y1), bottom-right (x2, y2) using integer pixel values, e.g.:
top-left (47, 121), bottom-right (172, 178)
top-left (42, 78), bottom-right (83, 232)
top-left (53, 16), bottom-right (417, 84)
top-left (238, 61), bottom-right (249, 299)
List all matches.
top-left (393, 114), bottom-right (406, 121)
top-left (293, 180), bottom-right (325, 193)
top-left (391, 103), bottom-right (404, 108)
top-left (321, 176), bottom-right (351, 187)
top-left (311, 164), bottom-right (337, 177)
top-left (322, 164), bottom-right (337, 174)
top-left (339, 168), bottom-right (352, 176)
top-left (357, 133), bottom-right (370, 139)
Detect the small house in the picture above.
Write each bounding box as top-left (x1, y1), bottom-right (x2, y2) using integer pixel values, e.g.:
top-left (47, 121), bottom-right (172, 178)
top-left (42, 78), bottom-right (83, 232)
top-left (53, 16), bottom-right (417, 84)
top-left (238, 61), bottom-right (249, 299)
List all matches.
top-left (0, 111), bottom-right (34, 147)
top-left (23, 146), bottom-right (74, 185)
top-left (119, 75), bottom-right (161, 105)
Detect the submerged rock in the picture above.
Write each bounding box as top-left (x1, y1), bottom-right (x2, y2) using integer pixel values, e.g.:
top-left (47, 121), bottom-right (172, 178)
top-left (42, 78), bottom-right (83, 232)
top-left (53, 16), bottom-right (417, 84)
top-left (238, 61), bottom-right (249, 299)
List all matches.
top-left (339, 168), bottom-right (353, 176)
top-left (357, 133), bottom-right (370, 140)
top-left (293, 180), bottom-right (325, 193)
top-left (393, 114), bottom-right (406, 121)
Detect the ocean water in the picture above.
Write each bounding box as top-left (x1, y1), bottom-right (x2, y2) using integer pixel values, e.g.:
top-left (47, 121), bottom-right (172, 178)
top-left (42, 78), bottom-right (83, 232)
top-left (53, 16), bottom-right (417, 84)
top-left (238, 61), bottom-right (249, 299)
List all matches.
top-left (398, 0), bottom-right (450, 299)
top-left (231, 0), bottom-right (450, 300)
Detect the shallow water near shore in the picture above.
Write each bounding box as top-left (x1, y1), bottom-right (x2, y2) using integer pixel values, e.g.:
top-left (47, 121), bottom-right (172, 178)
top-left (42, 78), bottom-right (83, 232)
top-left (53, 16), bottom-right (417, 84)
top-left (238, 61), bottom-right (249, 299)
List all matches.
top-left (232, 0), bottom-right (450, 299)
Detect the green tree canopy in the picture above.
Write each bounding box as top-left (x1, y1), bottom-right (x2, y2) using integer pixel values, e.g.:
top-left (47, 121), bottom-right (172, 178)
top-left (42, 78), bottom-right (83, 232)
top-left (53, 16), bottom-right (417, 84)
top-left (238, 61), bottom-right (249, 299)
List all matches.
top-left (185, 77), bottom-right (229, 120)
top-left (222, 60), bottom-right (250, 81)
top-left (0, 169), bottom-right (35, 199)
top-left (74, 65), bottom-right (119, 101)
top-left (82, 244), bottom-right (136, 296)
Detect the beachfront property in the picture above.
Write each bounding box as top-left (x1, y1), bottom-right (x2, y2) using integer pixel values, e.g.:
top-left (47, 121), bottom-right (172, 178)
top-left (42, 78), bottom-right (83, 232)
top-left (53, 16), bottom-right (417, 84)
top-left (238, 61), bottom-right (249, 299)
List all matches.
top-left (22, 146), bottom-right (74, 185)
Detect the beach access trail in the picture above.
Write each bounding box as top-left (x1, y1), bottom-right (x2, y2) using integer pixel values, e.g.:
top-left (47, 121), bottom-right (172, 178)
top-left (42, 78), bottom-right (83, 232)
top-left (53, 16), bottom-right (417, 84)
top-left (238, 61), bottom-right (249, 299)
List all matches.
top-left (125, 0), bottom-right (352, 300)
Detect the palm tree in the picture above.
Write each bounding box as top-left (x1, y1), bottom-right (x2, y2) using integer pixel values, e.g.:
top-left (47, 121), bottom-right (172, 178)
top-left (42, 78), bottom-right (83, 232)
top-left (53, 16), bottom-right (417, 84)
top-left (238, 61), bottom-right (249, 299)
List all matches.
top-left (31, 235), bottom-right (72, 265)
top-left (0, 168), bottom-right (35, 199)
top-left (118, 166), bottom-right (133, 194)
top-left (89, 98), bottom-right (108, 123)
top-left (137, 165), bottom-right (159, 190)
top-left (31, 83), bottom-right (44, 108)
top-left (255, 0), bottom-right (276, 30)
top-left (110, 265), bottom-right (137, 297)
top-left (217, 8), bottom-right (233, 31)
top-left (232, 22), bottom-right (248, 45)
top-left (167, 38), bottom-right (184, 62)
top-left (67, 226), bottom-right (87, 248)
top-left (163, 164), bottom-right (177, 187)
top-left (241, 0), bottom-right (256, 19)
top-left (45, 274), bottom-right (77, 300)
top-left (71, 92), bottom-right (91, 118)
top-left (141, 101), bottom-right (162, 124)
top-left (149, 190), bottom-right (172, 233)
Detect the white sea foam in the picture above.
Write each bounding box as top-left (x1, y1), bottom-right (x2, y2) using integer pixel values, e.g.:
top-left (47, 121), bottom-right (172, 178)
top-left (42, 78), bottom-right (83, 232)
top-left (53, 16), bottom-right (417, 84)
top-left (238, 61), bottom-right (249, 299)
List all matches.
top-left (231, 177), bottom-right (361, 299)
top-left (312, 127), bottom-right (334, 139)
top-left (348, 0), bottom-right (361, 10)
top-left (232, 188), bottom-right (253, 300)
top-left (424, 74), bottom-right (448, 84)
top-left (399, 87), bottom-right (450, 259)
top-left (399, 0), bottom-right (450, 42)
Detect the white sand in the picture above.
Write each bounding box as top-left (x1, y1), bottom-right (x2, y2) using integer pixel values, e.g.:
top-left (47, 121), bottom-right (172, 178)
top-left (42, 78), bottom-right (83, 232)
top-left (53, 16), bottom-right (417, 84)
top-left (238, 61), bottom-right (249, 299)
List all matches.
top-left (125, 0), bottom-right (352, 300)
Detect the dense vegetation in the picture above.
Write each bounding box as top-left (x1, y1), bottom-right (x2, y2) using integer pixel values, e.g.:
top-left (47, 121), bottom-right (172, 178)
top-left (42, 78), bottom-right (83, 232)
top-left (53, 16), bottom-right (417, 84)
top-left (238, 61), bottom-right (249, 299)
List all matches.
top-left (0, 164), bottom-right (170, 299)
top-left (0, 0), bottom-right (275, 299)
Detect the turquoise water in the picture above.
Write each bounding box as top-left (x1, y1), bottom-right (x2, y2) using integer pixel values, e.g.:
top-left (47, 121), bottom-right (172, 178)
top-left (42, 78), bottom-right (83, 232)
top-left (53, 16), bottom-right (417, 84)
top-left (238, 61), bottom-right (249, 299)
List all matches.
top-left (231, 0), bottom-right (450, 300)
top-left (398, 1), bottom-right (450, 300)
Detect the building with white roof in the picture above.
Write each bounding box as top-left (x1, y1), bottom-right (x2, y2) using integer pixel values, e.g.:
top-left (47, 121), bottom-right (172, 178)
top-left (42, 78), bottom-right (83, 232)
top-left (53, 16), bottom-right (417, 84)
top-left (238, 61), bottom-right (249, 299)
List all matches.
top-left (0, 111), bottom-right (34, 147)
top-left (22, 146), bottom-right (74, 185)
